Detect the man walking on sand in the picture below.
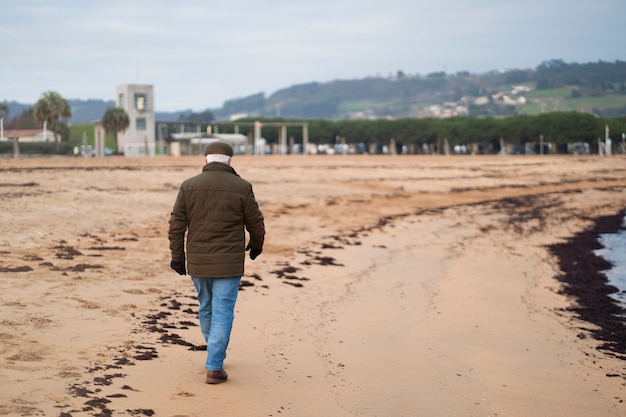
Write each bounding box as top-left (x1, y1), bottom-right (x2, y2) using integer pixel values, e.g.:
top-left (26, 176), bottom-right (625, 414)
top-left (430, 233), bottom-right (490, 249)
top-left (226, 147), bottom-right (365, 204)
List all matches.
top-left (168, 141), bottom-right (265, 384)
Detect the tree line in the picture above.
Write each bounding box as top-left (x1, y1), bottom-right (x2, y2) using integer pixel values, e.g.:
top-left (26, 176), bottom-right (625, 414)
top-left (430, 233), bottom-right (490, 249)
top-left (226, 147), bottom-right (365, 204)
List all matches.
top-left (534, 59), bottom-right (626, 91)
top-left (232, 112), bottom-right (626, 154)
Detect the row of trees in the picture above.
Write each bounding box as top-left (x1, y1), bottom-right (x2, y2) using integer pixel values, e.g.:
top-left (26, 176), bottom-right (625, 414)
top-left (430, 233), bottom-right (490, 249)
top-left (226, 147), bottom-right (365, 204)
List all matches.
top-left (534, 59), bottom-right (626, 89)
top-left (232, 112), bottom-right (626, 153)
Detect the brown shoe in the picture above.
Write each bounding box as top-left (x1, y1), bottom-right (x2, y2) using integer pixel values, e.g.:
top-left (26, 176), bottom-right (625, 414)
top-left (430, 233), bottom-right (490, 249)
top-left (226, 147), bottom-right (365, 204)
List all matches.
top-left (206, 369), bottom-right (228, 384)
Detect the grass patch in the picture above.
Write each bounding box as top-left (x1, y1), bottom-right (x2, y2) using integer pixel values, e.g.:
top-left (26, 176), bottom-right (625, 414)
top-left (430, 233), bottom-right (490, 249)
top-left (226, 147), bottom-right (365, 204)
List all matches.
top-left (69, 124), bottom-right (115, 148)
top-left (518, 94), bottom-right (626, 115)
top-left (337, 100), bottom-right (375, 112)
top-left (527, 88), bottom-right (571, 98)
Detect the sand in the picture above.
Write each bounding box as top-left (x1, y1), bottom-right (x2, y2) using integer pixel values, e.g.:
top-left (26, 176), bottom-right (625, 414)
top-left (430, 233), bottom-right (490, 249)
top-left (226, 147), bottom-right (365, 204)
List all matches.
top-left (0, 154), bottom-right (625, 417)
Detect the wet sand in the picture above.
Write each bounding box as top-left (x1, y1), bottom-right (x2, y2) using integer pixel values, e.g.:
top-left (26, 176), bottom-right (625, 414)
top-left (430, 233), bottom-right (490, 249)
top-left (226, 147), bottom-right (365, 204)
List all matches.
top-left (0, 154), bottom-right (625, 416)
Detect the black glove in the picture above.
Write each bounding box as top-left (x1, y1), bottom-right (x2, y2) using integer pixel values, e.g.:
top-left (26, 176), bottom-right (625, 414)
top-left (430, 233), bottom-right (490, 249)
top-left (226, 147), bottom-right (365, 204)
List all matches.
top-left (170, 260), bottom-right (186, 275)
top-left (246, 244), bottom-right (262, 260)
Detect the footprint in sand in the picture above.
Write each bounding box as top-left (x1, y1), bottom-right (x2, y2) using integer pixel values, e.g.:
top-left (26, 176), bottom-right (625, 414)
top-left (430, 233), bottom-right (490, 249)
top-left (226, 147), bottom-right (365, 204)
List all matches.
top-left (72, 297), bottom-right (100, 309)
top-left (57, 369), bottom-right (81, 378)
top-left (172, 391), bottom-right (195, 399)
top-left (0, 404), bottom-right (38, 415)
top-left (7, 351), bottom-right (44, 362)
top-left (27, 316), bottom-right (53, 329)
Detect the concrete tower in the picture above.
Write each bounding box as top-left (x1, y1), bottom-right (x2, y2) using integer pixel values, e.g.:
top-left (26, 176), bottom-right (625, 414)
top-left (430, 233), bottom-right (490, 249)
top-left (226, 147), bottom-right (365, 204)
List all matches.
top-left (116, 84), bottom-right (155, 156)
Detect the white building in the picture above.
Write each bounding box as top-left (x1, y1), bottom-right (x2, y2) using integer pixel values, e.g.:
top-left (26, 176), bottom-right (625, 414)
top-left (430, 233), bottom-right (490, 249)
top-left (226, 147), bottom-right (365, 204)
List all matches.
top-left (116, 84), bottom-right (155, 156)
top-left (1, 129), bottom-right (56, 142)
top-left (166, 132), bottom-right (248, 156)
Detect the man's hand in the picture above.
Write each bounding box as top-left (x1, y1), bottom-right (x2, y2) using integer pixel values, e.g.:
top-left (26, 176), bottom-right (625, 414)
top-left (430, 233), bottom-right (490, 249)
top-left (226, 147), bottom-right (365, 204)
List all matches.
top-left (246, 244), bottom-right (262, 260)
top-left (170, 260), bottom-right (186, 275)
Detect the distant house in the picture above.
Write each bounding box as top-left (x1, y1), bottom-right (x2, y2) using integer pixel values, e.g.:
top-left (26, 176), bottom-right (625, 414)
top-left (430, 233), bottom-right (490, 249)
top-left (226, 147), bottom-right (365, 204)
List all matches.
top-left (1, 129), bottom-right (56, 142)
top-left (474, 96), bottom-right (490, 106)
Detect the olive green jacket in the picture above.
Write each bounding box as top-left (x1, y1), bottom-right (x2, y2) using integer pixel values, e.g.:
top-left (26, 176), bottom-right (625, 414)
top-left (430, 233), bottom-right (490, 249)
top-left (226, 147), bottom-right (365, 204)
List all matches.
top-left (168, 162), bottom-right (265, 278)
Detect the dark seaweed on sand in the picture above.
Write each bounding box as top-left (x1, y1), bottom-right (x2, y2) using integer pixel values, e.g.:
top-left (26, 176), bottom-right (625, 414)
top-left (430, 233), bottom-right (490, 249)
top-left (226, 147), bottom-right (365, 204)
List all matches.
top-left (549, 209), bottom-right (626, 361)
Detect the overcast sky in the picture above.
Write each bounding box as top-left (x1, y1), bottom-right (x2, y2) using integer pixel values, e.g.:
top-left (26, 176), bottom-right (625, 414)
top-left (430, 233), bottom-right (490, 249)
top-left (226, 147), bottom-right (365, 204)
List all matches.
top-left (1, 0), bottom-right (624, 112)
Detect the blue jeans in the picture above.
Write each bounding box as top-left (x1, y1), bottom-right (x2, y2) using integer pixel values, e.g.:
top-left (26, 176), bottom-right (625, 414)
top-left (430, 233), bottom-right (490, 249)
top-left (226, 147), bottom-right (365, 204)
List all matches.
top-left (191, 276), bottom-right (241, 371)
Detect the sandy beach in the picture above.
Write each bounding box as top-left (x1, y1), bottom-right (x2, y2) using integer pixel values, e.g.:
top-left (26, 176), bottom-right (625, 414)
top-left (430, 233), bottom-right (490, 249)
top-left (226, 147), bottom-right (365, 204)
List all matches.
top-left (0, 154), bottom-right (625, 417)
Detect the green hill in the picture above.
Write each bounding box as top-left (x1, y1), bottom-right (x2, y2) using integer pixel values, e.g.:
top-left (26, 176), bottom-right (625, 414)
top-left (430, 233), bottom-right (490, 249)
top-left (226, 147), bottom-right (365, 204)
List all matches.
top-left (214, 59), bottom-right (626, 120)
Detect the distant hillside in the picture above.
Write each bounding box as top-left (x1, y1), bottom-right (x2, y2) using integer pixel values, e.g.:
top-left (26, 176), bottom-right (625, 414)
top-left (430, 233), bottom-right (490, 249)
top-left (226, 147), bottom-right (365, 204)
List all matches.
top-left (0, 99), bottom-right (117, 125)
top-left (68, 99), bottom-right (115, 122)
top-left (215, 59), bottom-right (626, 120)
top-left (3, 59), bottom-right (626, 124)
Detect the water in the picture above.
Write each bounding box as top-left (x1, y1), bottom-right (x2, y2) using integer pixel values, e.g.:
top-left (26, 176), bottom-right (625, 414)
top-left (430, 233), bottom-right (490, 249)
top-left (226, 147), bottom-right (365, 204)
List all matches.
top-left (595, 214), bottom-right (626, 308)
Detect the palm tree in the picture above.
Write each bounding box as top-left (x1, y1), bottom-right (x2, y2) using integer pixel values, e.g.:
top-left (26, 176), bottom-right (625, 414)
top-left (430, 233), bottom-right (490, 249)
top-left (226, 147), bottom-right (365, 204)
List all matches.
top-left (33, 91), bottom-right (72, 151)
top-left (101, 107), bottom-right (130, 153)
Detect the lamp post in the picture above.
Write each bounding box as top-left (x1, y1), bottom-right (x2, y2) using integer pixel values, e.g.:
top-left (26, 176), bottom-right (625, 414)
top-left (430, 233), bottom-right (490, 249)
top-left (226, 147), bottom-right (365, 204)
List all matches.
top-left (0, 108), bottom-right (5, 140)
top-left (605, 124), bottom-right (612, 156)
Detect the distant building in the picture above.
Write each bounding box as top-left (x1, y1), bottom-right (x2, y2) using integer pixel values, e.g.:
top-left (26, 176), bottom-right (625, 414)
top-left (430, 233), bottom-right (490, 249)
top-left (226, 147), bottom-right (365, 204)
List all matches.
top-left (165, 132), bottom-right (248, 156)
top-left (116, 84), bottom-right (155, 156)
top-left (229, 113), bottom-right (249, 121)
top-left (1, 129), bottom-right (56, 142)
